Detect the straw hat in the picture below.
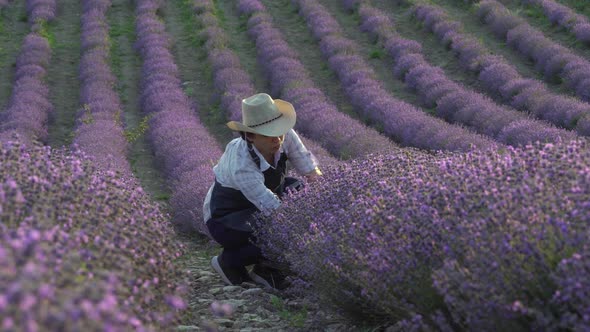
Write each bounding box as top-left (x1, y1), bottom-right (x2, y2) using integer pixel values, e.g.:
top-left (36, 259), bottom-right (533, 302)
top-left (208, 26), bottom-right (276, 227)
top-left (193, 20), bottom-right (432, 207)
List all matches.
top-left (227, 93), bottom-right (296, 137)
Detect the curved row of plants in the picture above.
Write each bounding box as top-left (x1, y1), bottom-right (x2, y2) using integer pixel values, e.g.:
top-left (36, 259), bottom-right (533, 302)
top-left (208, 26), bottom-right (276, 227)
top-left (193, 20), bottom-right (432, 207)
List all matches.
top-left (0, 140), bottom-right (189, 330)
top-left (255, 137), bottom-right (590, 331)
top-left (520, 0), bottom-right (590, 44)
top-left (301, 0), bottom-right (574, 147)
top-left (133, 0), bottom-right (222, 235)
top-left (476, 0), bottom-right (590, 102)
top-left (237, 0), bottom-right (405, 160)
top-left (0, 0), bottom-right (191, 329)
top-left (72, 0), bottom-right (132, 177)
top-left (287, 0), bottom-right (498, 152)
top-left (191, 0), bottom-right (341, 167)
top-left (409, 2), bottom-right (590, 136)
top-left (0, 0), bottom-right (55, 144)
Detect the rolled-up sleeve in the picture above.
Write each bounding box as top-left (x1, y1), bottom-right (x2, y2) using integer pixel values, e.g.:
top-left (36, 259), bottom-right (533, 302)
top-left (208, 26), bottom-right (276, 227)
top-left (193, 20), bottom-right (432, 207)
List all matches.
top-left (284, 129), bottom-right (318, 175)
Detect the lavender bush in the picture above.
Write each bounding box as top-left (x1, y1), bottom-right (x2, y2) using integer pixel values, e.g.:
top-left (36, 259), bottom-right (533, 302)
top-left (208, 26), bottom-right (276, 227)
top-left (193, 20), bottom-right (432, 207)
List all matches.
top-left (73, 0), bottom-right (132, 177)
top-left (26, 0), bottom-right (56, 23)
top-left (431, 139), bottom-right (590, 331)
top-left (0, 0), bottom-right (57, 145)
top-left (0, 34), bottom-right (53, 145)
top-left (349, 1), bottom-right (574, 146)
top-left (524, 0), bottom-right (590, 44)
top-left (476, 0), bottom-right (590, 103)
top-left (292, 0), bottom-right (498, 152)
top-left (134, 0), bottom-right (224, 235)
top-left (411, 3), bottom-right (590, 136)
top-left (0, 140), bottom-right (188, 330)
top-left (238, 0), bottom-right (404, 159)
top-left (192, 0), bottom-right (341, 167)
top-left (255, 139), bottom-right (590, 330)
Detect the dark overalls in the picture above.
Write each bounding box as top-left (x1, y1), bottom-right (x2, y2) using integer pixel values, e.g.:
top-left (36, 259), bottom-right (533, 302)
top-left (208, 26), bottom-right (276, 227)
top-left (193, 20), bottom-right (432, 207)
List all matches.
top-left (206, 142), bottom-right (300, 269)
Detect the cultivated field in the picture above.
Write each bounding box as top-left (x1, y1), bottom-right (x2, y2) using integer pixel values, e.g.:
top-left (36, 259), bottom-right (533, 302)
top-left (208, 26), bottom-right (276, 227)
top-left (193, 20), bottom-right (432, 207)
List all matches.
top-left (1, 0), bottom-right (589, 330)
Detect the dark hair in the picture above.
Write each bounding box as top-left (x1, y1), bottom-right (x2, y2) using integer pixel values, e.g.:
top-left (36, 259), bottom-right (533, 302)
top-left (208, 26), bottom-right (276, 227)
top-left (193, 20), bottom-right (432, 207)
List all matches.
top-left (240, 131), bottom-right (256, 143)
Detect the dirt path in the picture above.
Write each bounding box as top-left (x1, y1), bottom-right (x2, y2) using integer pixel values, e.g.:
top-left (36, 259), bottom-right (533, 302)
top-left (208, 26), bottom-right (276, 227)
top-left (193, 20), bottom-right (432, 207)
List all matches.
top-left (176, 233), bottom-right (363, 332)
top-left (46, 0), bottom-right (81, 148)
top-left (0, 0), bottom-right (28, 111)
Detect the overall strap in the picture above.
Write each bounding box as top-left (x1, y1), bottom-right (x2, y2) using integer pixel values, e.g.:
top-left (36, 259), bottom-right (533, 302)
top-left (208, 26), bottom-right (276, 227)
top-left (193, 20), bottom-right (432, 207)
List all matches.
top-left (247, 141), bottom-right (261, 168)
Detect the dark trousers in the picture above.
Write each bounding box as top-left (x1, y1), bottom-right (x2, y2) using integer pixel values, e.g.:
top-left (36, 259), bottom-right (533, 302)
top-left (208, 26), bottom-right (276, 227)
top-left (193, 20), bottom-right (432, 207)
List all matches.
top-left (207, 207), bottom-right (261, 268)
top-left (206, 177), bottom-right (302, 268)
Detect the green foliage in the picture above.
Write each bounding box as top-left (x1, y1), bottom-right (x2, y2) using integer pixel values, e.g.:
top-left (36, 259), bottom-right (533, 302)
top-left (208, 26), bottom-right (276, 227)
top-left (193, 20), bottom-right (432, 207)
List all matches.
top-left (211, 0), bottom-right (227, 24)
top-left (369, 48), bottom-right (384, 59)
top-left (180, 0), bottom-right (206, 48)
top-left (109, 12), bottom-right (135, 77)
top-left (237, 21), bottom-right (248, 32)
top-left (522, 7), bottom-right (546, 20)
top-left (80, 104), bottom-right (94, 125)
top-left (269, 295), bottom-right (307, 328)
top-left (155, 193), bottom-right (171, 201)
top-left (124, 114), bottom-right (151, 143)
top-left (182, 83), bottom-right (195, 97)
top-left (109, 17), bottom-right (134, 39)
top-left (36, 20), bottom-right (56, 48)
top-left (0, 18), bottom-right (4, 57)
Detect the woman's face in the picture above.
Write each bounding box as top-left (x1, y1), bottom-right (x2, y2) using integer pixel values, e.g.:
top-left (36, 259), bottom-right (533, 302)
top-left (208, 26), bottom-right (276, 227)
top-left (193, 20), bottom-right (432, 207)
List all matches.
top-left (248, 133), bottom-right (285, 157)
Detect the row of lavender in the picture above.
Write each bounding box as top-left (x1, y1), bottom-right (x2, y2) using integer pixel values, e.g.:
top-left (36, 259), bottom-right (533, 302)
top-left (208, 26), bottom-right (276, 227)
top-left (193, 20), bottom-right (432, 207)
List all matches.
top-left (296, 0), bottom-right (573, 148)
top-left (0, 0), bottom-right (55, 144)
top-left (409, 1), bottom-right (590, 136)
top-left (241, 1), bottom-right (589, 329)
top-left (133, 0), bottom-right (223, 235)
top-left (191, 0), bottom-right (340, 167)
top-left (0, 141), bottom-right (188, 330)
top-left (238, 0), bottom-right (404, 159)
top-left (476, 0), bottom-right (590, 102)
top-left (0, 0), bottom-right (191, 329)
top-left (278, 0), bottom-right (499, 152)
top-left (73, 0), bottom-right (132, 176)
top-left (256, 136), bottom-right (590, 330)
top-left (522, 0), bottom-right (590, 44)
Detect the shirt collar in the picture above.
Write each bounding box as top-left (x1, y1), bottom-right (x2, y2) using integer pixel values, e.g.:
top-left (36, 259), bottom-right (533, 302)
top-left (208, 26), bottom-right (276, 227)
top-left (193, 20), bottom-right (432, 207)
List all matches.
top-left (248, 142), bottom-right (282, 171)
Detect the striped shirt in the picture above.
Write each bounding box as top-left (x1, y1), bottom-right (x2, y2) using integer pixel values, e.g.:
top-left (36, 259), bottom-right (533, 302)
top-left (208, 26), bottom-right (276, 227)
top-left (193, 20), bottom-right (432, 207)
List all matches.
top-left (203, 129), bottom-right (318, 222)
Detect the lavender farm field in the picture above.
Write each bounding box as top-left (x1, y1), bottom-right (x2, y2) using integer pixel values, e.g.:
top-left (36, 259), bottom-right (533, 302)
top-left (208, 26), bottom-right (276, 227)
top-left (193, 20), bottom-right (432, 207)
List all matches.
top-left (0, 0), bottom-right (589, 331)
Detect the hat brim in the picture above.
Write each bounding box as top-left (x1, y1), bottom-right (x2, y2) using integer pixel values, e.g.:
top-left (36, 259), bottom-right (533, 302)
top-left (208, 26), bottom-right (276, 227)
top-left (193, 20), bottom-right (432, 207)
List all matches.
top-left (227, 99), bottom-right (296, 137)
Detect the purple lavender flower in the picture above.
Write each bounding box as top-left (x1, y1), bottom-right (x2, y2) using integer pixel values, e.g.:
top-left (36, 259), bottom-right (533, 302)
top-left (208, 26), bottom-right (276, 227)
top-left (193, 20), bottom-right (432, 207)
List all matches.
top-left (412, 2), bottom-right (590, 135)
top-left (26, 0), bottom-right (56, 23)
top-left (239, 0), bottom-right (402, 158)
top-left (0, 34), bottom-right (52, 145)
top-left (255, 138), bottom-right (590, 330)
top-left (351, 2), bottom-right (572, 146)
top-left (573, 23), bottom-right (590, 43)
top-left (0, 140), bottom-right (188, 330)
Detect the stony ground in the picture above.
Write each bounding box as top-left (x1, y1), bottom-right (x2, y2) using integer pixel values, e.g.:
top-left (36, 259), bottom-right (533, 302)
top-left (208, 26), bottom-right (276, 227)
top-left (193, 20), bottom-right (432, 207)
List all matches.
top-left (176, 235), bottom-right (362, 332)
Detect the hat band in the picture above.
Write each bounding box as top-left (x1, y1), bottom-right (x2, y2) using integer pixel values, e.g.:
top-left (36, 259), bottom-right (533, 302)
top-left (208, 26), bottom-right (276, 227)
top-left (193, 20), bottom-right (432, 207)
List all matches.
top-left (249, 113), bottom-right (283, 128)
